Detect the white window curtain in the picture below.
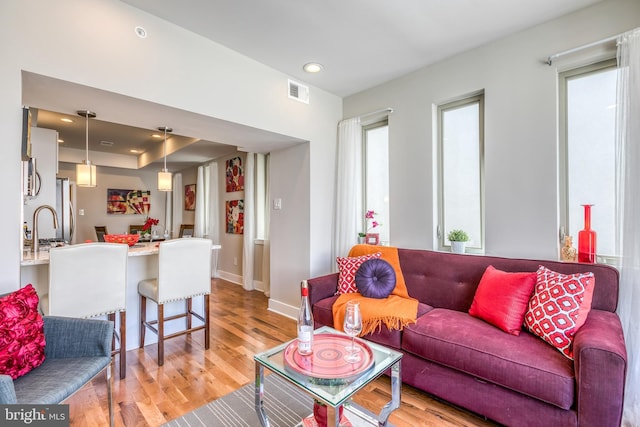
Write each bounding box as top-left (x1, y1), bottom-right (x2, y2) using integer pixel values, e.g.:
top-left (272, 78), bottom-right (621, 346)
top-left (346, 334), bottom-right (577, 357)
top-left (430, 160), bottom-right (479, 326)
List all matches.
top-left (194, 166), bottom-right (206, 237)
top-left (243, 153), bottom-right (255, 291)
top-left (171, 173), bottom-right (183, 238)
top-left (333, 118), bottom-right (363, 264)
top-left (207, 162), bottom-right (220, 277)
top-left (615, 27), bottom-right (640, 427)
top-left (262, 154), bottom-right (271, 297)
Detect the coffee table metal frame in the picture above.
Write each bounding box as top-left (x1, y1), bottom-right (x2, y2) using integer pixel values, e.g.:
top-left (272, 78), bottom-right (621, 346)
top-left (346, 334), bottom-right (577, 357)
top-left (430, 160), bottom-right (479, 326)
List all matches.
top-left (254, 326), bottom-right (402, 427)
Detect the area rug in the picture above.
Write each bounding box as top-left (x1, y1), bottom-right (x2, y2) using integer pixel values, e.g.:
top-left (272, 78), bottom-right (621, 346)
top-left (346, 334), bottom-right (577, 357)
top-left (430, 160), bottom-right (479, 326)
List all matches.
top-left (163, 374), bottom-right (395, 427)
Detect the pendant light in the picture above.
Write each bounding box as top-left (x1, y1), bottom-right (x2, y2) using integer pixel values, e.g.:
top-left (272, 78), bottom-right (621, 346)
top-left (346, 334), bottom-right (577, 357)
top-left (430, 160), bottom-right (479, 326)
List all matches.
top-left (157, 126), bottom-right (172, 191)
top-left (76, 110), bottom-right (97, 187)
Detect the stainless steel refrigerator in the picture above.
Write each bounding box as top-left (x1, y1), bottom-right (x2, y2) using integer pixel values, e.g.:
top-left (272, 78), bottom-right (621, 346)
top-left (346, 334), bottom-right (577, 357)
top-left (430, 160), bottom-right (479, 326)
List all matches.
top-left (55, 177), bottom-right (75, 243)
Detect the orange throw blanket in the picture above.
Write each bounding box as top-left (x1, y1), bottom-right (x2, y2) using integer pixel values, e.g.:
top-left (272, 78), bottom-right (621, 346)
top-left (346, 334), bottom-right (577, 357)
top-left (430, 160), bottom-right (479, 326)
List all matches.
top-left (333, 245), bottom-right (418, 335)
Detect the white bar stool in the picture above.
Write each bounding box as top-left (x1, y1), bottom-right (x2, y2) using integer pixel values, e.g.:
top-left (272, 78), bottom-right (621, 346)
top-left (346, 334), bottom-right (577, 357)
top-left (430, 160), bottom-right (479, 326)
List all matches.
top-left (138, 238), bottom-right (212, 366)
top-left (48, 243), bottom-right (129, 379)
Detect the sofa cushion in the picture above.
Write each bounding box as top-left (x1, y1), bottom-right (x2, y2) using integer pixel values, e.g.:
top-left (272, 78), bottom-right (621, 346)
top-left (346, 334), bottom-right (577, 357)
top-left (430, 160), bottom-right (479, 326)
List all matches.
top-left (524, 266), bottom-right (595, 359)
top-left (0, 285), bottom-right (46, 380)
top-left (468, 266), bottom-right (536, 335)
top-left (336, 252), bottom-right (381, 294)
top-left (355, 259), bottom-right (396, 299)
top-left (403, 308), bottom-right (575, 410)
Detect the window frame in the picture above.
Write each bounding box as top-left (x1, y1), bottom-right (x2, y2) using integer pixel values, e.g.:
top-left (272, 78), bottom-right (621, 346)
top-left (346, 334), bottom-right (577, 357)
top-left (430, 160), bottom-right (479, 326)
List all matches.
top-left (436, 92), bottom-right (485, 253)
top-left (558, 58), bottom-right (618, 264)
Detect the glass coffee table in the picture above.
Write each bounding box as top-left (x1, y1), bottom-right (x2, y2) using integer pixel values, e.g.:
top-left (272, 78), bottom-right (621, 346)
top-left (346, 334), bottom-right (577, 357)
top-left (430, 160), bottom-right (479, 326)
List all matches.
top-left (254, 326), bottom-right (402, 427)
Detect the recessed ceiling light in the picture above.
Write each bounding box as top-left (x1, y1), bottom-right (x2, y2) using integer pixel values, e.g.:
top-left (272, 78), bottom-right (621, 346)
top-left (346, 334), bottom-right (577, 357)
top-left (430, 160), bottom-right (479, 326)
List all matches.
top-left (57, 139), bottom-right (64, 143)
top-left (60, 118), bottom-right (73, 123)
top-left (135, 26), bottom-right (147, 38)
top-left (151, 134), bottom-right (162, 138)
top-left (303, 62), bottom-right (323, 73)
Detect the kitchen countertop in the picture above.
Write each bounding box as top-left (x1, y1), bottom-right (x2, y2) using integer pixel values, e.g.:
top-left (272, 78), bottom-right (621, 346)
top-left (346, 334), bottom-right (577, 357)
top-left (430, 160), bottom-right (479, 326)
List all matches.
top-left (21, 241), bottom-right (221, 266)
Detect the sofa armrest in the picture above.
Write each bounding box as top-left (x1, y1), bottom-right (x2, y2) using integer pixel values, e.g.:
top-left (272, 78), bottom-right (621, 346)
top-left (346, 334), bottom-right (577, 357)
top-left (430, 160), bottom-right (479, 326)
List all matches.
top-left (0, 375), bottom-right (17, 404)
top-left (307, 273), bottom-right (339, 306)
top-left (573, 309), bottom-right (627, 427)
top-left (43, 316), bottom-right (114, 359)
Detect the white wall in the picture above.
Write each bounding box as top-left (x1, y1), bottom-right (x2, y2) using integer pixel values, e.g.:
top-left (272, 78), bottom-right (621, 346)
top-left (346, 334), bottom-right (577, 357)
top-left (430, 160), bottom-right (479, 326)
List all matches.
top-left (344, 0), bottom-right (640, 260)
top-left (269, 142), bottom-right (311, 316)
top-left (0, 0), bottom-right (342, 307)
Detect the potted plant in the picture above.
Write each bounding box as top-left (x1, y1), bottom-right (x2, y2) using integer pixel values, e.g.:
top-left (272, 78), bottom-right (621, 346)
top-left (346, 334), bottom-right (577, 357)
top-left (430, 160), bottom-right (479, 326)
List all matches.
top-left (358, 210), bottom-right (381, 244)
top-left (447, 229), bottom-right (469, 254)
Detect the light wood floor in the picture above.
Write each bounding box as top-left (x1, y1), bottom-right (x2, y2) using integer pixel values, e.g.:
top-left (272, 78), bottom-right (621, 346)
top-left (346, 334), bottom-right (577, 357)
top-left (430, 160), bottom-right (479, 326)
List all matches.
top-left (66, 279), bottom-right (497, 427)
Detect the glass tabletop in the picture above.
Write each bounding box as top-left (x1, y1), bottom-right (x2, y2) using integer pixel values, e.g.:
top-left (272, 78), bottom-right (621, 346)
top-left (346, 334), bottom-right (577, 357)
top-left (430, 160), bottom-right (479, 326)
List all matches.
top-left (254, 326), bottom-right (402, 407)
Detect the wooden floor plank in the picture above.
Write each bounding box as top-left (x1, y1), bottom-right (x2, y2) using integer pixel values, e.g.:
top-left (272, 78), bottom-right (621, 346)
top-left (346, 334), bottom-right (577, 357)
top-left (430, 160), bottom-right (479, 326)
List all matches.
top-left (66, 279), bottom-right (497, 426)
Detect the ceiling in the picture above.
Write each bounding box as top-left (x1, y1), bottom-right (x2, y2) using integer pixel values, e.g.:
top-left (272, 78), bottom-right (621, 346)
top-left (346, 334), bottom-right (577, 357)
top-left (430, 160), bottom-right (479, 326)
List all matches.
top-left (121, 0), bottom-right (603, 97)
top-left (23, 72), bottom-right (304, 172)
top-left (27, 0), bottom-right (604, 171)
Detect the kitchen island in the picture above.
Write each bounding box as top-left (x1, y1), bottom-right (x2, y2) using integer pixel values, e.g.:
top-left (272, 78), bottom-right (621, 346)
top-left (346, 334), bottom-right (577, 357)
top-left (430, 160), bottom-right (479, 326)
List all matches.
top-left (21, 241), bottom-right (221, 351)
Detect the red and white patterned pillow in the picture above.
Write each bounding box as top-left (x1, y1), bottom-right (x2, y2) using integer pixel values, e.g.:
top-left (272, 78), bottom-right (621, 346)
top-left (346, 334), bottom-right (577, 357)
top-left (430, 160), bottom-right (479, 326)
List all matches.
top-left (336, 252), bottom-right (382, 294)
top-left (524, 266), bottom-right (594, 359)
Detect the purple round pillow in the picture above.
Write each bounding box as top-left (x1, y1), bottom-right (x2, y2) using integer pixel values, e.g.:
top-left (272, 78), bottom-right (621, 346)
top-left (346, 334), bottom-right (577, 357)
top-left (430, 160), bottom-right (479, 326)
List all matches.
top-left (355, 258), bottom-right (396, 299)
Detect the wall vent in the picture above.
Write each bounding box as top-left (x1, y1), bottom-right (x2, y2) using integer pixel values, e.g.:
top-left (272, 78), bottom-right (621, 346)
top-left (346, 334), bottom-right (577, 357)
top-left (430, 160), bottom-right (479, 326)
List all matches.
top-left (288, 79), bottom-right (309, 104)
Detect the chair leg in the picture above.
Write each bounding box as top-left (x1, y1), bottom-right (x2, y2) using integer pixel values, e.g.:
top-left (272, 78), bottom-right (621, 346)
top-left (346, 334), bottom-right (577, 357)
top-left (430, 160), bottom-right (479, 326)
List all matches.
top-left (108, 312), bottom-right (116, 354)
top-left (107, 359), bottom-right (114, 427)
top-left (119, 311), bottom-right (126, 379)
top-left (204, 294), bottom-right (210, 349)
top-left (139, 295), bottom-right (146, 348)
top-left (187, 298), bottom-right (192, 332)
top-left (158, 303), bottom-right (164, 366)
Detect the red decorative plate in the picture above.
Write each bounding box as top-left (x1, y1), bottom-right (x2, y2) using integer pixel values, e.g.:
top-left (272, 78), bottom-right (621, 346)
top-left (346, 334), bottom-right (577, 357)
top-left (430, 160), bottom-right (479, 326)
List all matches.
top-left (283, 333), bottom-right (375, 384)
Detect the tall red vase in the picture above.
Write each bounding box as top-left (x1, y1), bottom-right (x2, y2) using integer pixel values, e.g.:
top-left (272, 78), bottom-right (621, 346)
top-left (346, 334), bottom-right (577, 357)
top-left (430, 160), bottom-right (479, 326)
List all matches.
top-left (578, 204), bottom-right (597, 263)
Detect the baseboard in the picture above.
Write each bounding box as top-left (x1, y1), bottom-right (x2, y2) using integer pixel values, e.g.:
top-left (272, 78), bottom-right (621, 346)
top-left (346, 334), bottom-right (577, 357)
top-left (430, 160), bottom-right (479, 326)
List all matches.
top-left (268, 298), bottom-right (297, 320)
top-left (217, 271), bottom-right (295, 320)
top-left (217, 270), bottom-right (242, 285)
top-left (216, 271), bottom-right (265, 292)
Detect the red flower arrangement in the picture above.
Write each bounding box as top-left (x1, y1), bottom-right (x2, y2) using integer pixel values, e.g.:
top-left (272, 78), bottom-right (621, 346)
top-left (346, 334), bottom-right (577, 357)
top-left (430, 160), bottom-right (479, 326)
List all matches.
top-left (142, 217), bottom-right (159, 232)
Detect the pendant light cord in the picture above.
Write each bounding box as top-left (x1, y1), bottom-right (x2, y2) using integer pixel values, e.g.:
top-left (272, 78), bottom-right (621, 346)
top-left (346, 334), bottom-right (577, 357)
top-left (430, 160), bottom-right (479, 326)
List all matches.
top-left (85, 113), bottom-right (89, 163)
top-left (163, 127), bottom-right (167, 170)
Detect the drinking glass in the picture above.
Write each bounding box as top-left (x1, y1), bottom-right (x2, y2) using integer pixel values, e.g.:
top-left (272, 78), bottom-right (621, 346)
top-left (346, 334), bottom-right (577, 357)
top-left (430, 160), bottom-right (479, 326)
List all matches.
top-left (343, 301), bottom-right (363, 362)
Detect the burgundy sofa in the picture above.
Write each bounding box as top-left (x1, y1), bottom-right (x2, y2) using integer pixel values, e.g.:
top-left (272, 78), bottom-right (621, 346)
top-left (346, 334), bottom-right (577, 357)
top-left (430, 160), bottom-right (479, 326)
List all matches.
top-left (307, 248), bottom-right (627, 427)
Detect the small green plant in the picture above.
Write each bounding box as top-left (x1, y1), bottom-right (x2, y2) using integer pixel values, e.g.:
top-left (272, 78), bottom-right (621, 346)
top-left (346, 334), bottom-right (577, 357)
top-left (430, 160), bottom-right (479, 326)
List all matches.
top-left (447, 229), bottom-right (469, 242)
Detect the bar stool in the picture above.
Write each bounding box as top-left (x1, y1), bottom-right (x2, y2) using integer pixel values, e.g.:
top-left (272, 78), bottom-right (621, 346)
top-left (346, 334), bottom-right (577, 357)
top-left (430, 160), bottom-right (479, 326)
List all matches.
top-left (138, 238), bottom-right (212, 366)
top-left (179, 224), bottom-right (194, 238)
top-left (48, 243), bottom-right (129, 379)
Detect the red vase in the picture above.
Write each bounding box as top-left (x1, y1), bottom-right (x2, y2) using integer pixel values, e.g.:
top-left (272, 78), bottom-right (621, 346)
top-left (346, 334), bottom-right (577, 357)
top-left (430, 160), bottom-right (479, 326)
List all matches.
top-left (578, 204), bottom-right (597, 263)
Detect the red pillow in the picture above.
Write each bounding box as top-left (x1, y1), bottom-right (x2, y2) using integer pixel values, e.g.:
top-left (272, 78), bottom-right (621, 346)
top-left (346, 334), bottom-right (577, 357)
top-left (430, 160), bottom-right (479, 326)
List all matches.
top-left (524, 266), bottom-right (595, 359)
top-left (468, 265), bottom-right (537, 335)
top-left (336, 252), bottom-right (381, 294)
top-left (0, 284), bottom-right (46, 379)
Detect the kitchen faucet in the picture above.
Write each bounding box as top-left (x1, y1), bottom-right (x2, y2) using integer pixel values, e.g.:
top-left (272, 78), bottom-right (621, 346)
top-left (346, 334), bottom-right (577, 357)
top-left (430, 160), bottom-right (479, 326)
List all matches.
top-left (32, 205), bottom-right (59, 253)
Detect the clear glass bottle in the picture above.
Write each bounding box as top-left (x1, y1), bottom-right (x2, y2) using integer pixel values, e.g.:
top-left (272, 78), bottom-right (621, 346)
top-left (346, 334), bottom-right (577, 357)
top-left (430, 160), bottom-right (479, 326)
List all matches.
top-left (297, 280), bottom-right (314, 355)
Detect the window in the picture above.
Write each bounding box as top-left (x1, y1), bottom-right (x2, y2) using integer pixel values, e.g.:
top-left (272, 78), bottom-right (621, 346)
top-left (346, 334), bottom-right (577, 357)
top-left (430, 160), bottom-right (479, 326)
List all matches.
top-left (559, 60), bottom-right (617, 261)
top-left (437, 93), bottom-right (484, 252)
top-left (363, 121), bottom-right (389, 245)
